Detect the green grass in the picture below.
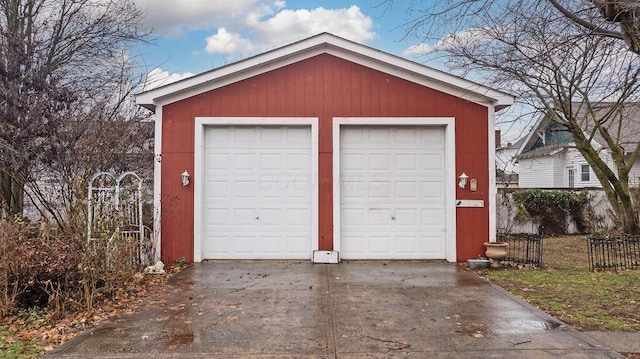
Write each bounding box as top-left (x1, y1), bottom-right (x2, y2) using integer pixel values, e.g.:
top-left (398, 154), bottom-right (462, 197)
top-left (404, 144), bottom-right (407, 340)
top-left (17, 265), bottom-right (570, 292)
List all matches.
top-left (481, 236), bottom-right (640, 331)
top-left (0, 325), bottom-right (46, 359)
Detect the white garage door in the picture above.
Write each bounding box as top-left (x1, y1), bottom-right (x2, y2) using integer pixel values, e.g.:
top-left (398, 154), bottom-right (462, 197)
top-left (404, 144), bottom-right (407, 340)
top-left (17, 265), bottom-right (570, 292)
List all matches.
top-left (340, 126), bottom-right (446, 259)
top-left (202, 125), bottom-right (312, 259)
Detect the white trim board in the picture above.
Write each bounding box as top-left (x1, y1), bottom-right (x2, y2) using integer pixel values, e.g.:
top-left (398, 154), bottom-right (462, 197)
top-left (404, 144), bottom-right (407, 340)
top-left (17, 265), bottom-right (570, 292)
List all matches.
top-left (193, 117), bottom-right (319, 262)
top-left (152, 106), bottom-right (162, 262)
top-left (332, 117), bottom-right (457, 262)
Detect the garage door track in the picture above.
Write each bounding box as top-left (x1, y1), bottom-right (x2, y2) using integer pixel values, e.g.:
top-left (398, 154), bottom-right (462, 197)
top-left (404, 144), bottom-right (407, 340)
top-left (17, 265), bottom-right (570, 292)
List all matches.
top-left (48, 261), bottom-right (620, 358)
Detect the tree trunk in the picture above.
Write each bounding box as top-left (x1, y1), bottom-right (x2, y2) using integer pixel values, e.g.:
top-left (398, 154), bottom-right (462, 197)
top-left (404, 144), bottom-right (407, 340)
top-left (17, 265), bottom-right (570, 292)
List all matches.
top-left (618, 190), bottom-right (639, 233)
top-left (0, 170), bottom-right (24, 219)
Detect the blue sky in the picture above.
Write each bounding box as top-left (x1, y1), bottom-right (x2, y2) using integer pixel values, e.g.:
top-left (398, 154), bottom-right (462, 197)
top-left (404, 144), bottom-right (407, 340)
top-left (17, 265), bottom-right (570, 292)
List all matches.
top-left (132, 1), bottom-right (436, 87)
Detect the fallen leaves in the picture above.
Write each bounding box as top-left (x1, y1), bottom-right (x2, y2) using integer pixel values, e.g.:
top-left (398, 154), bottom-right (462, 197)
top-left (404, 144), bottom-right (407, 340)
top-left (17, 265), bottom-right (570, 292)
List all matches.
top-left (1, 264), bottom-right (189, 358)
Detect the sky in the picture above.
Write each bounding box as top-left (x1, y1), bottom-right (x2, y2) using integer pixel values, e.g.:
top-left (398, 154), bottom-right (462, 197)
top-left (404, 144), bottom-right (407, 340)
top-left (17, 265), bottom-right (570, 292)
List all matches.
top-left (129, 0), bottom-right (524, 141)
top-left (132, 1), bottom-right (434, 87)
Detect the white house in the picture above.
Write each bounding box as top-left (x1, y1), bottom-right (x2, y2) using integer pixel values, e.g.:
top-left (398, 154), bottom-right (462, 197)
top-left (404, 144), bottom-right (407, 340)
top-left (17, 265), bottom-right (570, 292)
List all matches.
top-left (515, 102), bottom-right (640, 188)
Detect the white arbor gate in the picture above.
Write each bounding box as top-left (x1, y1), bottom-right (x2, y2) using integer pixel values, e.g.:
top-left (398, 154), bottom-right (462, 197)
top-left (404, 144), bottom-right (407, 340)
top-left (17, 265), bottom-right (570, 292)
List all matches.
top-left (87, 172), bottom-right (154, 266)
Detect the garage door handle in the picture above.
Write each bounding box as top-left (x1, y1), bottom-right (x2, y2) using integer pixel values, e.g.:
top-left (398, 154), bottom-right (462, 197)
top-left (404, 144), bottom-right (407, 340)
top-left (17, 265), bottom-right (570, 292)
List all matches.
top-left (255, 216), bottom-right (260, 220)
top-left (391, 216), bottom-right (396, 220)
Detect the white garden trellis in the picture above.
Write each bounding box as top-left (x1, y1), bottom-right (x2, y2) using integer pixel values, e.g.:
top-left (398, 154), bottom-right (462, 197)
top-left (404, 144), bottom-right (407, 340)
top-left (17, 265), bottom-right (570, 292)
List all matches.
top-left (87, 171), bottom-right (154, 266)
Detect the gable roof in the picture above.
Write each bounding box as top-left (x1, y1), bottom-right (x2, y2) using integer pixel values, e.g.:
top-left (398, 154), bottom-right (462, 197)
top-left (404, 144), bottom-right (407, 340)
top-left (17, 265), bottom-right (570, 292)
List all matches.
top-left (517, 102), bottom-right (640, 158)
top-left (135, 33), bottom-right (515, 112)
top-left (517, 144), bottom-right (566, 159)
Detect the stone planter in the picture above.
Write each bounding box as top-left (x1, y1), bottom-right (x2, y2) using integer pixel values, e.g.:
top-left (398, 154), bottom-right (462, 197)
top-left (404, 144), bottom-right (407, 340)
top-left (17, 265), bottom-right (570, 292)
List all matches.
top-left (484, 242), bottom-right (508, 269)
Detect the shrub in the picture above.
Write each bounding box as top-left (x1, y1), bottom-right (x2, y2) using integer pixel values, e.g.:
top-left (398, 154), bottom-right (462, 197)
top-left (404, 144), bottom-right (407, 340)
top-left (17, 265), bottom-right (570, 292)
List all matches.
top-left (0, 219), bottom-right (146, 318)
top-left (513, 189), bottom-right (593, 235)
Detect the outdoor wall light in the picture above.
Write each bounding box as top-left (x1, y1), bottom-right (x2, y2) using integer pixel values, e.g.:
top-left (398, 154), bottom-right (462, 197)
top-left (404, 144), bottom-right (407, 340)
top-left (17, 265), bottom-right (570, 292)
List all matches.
top-left (458, 172), bottom-right (469, 189)
top-left (181, 170), bottom-right (190, 187)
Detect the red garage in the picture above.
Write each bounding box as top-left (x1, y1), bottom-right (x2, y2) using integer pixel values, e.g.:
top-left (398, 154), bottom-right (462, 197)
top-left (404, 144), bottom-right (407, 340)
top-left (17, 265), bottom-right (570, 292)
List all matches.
top-left (136, 33), bottom-right (514, 264)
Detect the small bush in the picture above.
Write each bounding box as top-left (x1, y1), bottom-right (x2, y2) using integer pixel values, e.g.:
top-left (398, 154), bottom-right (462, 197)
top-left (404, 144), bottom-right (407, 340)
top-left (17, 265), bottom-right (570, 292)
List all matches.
top-left (0, 220), bottom-right (145, 318)
top-left (513, 189), bottom-right (593, 235)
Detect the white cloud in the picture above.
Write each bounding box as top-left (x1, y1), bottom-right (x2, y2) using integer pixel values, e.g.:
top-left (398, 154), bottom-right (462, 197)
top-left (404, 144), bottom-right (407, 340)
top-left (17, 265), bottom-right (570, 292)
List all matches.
top-left (403, 27), bottom-right (501, 57)
top-left (402, 43), bottom-right (434, 57)
top-left (135, 0), bottom-right (375, 57)
top-left (143, 68), bottom-right (195, 91)
top-left (204, 5), bottom-right (374, 55)
top-left (204, 28), bottom-right (254, 54)
top-left (134, 0), bottom-right (285, 37)
top-left (250, 6), bottom-right (375, 49)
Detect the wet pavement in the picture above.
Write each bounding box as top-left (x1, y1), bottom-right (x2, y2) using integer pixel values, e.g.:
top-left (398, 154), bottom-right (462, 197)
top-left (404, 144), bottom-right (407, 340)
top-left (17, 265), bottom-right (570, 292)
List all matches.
top-left (47, 262), bottom-right (622, 358)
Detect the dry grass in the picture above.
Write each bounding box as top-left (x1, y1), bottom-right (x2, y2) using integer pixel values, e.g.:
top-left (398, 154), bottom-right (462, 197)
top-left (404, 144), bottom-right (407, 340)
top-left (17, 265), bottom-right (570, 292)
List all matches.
top-left (482, 235), bottom-right (640, 331)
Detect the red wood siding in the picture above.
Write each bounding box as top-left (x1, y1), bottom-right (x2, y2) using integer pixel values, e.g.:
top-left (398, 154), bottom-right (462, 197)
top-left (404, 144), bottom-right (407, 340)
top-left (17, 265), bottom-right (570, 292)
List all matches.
top-left (161, 54), bottom-right (489, 263)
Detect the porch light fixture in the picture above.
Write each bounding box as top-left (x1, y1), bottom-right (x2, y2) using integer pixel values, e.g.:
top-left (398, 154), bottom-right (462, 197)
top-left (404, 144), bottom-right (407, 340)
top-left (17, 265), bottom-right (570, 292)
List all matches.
top-left (181, 170), bottom-right (190, 187)
top-left (458, 172), bottom-right (468, 189)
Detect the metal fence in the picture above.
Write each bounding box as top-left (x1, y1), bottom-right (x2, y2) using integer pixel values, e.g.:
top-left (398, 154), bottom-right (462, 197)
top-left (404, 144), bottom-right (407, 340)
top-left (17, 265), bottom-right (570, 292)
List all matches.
top-left (497, 233), bottom-right (543, 267)
top-left (588, 235), bottom-right (640, 270)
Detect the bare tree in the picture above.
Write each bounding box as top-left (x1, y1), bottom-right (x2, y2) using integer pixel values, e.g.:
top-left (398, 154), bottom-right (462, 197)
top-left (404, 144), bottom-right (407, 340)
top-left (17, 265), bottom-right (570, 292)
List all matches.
top-left (24, 55), bottom-right (154, 231)
top-left (390, 0), bottom-right (640, 232)
top-left (548, 1), bottom-right (640, 54)
top-left (387, 1), bottom-right (639, 53)
top-left (0, 0), bottom-right (149, 219)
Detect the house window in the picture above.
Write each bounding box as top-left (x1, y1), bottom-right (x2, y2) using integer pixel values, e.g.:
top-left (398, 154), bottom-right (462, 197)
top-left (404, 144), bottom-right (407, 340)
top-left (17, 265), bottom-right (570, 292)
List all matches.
top-left (581, 164), bottom-right (590, 182)
top-left (568, 168), bottom-right (575, 188)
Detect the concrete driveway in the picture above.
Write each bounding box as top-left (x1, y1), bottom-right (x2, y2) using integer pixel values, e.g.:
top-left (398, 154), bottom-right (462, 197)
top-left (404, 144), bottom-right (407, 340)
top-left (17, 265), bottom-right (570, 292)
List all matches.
top-left (48, 262), bottom-right (621, 358)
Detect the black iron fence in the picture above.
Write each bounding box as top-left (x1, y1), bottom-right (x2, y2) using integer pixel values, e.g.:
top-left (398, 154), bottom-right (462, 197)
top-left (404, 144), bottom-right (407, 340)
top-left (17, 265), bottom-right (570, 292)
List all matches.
top-left (497, 233), bottom-right (543, 267)
top-left (587, 235), bottom-right (640, 270)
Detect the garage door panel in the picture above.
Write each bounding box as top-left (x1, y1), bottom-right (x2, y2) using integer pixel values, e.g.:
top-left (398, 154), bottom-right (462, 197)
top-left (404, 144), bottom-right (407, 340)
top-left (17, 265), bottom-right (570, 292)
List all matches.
top-left (232, 208), bottom-right (256, 225)
top-left (421, 181), bottom-right (445, 199)
top-left (422, 235), bottom-right (445, 253)
top-left (205, 208), bottom-right (229, 225)
top-left (396, 128), bottom-right (417, 143)
top-left (396, 182), bottom-right (417, 198)
top-left (287, 153), bottom-right (311, 170)
top-left (395, 209), bottom-right (418, 226)
top-left (395, 154), bottom-right (417, 170)
top-left (369, 128), bottom-right (391, 143)
top-left (207, 153), bottom-right (229, 169)
top-left (286, 208), bottom-right (310, 226)
top-left (421, 154), bottom-right (444, 170)
top-left (234, 236), bottom-right (257, 253)
top-left (233, 181), bottom-right (258, 198)
top-left (370, 236), bottom-right (391, 253)
top-left (422, 209), bottom-right (445, 226)
top-left (396, 236), bottom-right (419, 253)
top-left (202, 125), bottom-right (312, 259)
top-left (340, 125), bottom-right (447, 260)
top-left (341, 181), bottom-right (365, 199)
top-left (260, 153), bottom-right (283, 170)
top-left (342, 208), bottom-right (365, 225)
top-left (369, 153), bottom-right (390, 169)
top-left (420, 127), bottom-right (445, 144)
top-left (369, 181), bottom-right (390, 198)
top-left (258, 208), bottom-right (284, 226)
top-left (369, 208), bottom-right (393, 225)
top-left (206, 180), bottom-right (229, 199)
top-left (258, 236), bottom-right (285, 254)
top-left (285, 127), bottom-right (311, 146)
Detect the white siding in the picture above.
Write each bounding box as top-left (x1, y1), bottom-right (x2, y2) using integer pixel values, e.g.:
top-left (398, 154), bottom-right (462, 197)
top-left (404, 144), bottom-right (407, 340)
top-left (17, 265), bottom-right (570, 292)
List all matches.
top-left (553, 152), bottom-right (566, 187)
top-left (519, 148), bottom-right (622, 189)
top-left (628, 157), bottom-right (640, 187)
top-left (518, 156), bottom-right (555, 188)
top-left (564, 148), bottom-right (607, 188)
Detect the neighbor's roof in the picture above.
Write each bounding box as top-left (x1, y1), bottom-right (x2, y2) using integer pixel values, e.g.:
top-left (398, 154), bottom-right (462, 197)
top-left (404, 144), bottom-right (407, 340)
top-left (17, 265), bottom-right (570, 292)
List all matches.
top-left (516, 144), bottom-right (566, 159)
top-left (135, 32), bottom-right (515, 112)
top-left (517, 102), bottom-right (640, 158)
